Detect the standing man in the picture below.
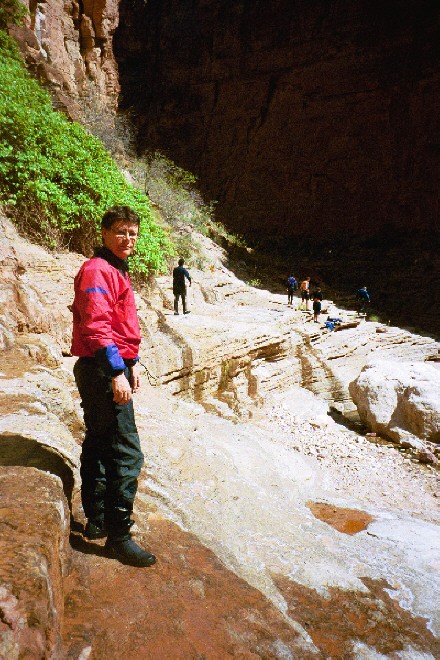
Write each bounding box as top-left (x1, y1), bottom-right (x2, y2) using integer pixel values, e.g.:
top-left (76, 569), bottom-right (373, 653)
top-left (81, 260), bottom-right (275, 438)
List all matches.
top-left (173, 257), bottom-right (191, 315)
top-left (71, 206), bottom-right (156, 567)
top-left (286, 275), bottom-right (298, 306)
top-left (356, 286), bottom-right (371, 314)
top-left (300, 277), bottom-right (311, 311)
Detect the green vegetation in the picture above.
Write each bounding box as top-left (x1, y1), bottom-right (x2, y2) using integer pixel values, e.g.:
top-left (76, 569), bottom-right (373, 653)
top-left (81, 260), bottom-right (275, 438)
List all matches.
top-left (247, 278), bottom-right (262, 288)
top-left (0, 0), bottom-right (27, 29)
top-left (127, 152), bottom-right (247, 269)
top-left (0, 0), bottom-right (244, 275)
top-left (0, 28), bottom-right (171, 274)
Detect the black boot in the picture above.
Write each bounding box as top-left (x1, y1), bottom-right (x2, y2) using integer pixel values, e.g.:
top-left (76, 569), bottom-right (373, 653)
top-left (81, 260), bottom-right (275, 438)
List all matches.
top-left (84, 518), bottom-right (107, 540)
top-left (105, 537), bottom-right (156, 567)
top-left (82, 481), bottom-right (106, 539)
top-left (105, 504), bottom-right (156, 567)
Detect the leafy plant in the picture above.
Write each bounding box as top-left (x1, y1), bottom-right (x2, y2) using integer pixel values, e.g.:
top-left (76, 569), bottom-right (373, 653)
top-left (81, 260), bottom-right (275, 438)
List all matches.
top-left (0, 0), bottom-right (27, 29)
top-left (0, 33), bottom-right (172, 274)
top-left (125, 151), bottom-right (247, 269)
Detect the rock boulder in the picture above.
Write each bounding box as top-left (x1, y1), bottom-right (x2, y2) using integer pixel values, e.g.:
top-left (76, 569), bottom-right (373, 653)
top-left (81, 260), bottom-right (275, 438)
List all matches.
top-left (349, 360), bottom-right (440, 444)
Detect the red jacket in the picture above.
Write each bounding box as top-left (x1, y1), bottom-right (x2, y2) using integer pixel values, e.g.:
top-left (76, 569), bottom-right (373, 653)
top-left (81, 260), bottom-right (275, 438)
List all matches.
top-left (71, 251), bottom-right (141, 370)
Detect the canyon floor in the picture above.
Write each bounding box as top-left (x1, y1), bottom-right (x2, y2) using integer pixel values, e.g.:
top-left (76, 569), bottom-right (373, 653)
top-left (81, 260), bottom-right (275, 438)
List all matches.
top-left (0, 217), bottom-right (439, 659)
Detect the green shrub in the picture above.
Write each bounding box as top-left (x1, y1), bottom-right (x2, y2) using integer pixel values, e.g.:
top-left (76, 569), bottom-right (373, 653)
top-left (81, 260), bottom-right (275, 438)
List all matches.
top-left (0, 32), bottom-right (172, 274)
top-left (128, 151), bottom-right (247, 261)
top-left (0, 0), bottom-right (27, 29)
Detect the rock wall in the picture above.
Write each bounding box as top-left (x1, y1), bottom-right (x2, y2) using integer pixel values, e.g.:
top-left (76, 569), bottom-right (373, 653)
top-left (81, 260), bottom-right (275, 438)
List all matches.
top-left (10, 0), bottom-right (120, 119)
top-left (115, 0), bottom-right (440, 241)
top-left (0, 468), bottom-right (70, 658)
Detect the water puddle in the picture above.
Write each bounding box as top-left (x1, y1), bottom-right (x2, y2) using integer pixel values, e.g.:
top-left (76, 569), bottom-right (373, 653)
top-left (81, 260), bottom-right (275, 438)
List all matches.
top-left (307, 501), bottom-right (375, 534)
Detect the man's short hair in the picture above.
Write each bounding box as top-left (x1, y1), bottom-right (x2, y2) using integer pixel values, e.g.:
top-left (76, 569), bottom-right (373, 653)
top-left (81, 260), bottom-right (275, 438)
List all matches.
top-left (178, 258), bottom-right (185, 266)
top-left (101, 206), bottom-right (140, 229)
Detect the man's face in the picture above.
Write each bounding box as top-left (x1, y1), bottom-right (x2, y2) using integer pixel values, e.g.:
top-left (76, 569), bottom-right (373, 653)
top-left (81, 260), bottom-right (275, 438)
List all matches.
top-left (102, 220), bottom-right (139, 260)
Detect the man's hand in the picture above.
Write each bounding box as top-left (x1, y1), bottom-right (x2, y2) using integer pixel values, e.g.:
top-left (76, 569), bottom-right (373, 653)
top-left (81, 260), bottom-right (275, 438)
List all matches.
top-left (130, 363), bottom-right (141, 393)
top-left (112, 373), bottom-right (132, 404)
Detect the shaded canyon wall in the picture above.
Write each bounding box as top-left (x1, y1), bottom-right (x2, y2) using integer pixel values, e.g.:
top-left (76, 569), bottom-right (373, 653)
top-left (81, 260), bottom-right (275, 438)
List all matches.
top-left (8, 0), bottom-right (440, 331)
top-left (115, 0), bottom-right (440, 243)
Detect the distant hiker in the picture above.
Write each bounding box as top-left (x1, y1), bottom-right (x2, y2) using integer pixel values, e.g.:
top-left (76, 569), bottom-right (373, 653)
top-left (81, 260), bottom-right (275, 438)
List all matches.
top-left (299, 277), bottom-right (311, 310)
top-left (311, 287), bottom-right (323, 301)
top-left (173, 258), bottom-right (192, 315)
top-left (356, 286), bottom-right (370, 314)
top-left (71, 206), bottom-right (156, 567)
top-left (313, 297), bottom-right (322, 323)
top-left (286, 275), bottom-right (298, 305)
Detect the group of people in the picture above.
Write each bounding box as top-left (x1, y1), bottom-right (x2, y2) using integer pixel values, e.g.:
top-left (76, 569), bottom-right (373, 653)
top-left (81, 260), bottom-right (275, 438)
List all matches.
top-left (287, 276), bottom-right (371, 323)
top-left (70, 203), bottom-right (372, 570)
top-left (286, 275), bottom-right (324, 322)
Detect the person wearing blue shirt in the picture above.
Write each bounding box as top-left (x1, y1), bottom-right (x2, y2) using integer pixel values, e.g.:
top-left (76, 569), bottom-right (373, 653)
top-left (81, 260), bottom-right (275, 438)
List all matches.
top-left (356, 286), bottom-right (371, 314)
top-left (286, 275), bottom-right (298, 306)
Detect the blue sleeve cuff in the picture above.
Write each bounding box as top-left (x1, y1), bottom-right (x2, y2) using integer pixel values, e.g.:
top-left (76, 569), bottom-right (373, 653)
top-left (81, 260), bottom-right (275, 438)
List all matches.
top-left (95, 344), bottom-right (126, 376)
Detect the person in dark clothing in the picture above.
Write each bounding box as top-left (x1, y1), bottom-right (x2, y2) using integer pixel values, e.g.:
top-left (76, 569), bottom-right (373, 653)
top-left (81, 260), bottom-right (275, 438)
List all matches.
top-left (313, 297), bottom-right (322, 323)
top-left (173, 258), bottom-right (192, 315)
top-left (311, 287), bottom-right (323, 301)
top-left (71, 206), bottom-right (156, 567)
top-left (286, 275), bottom-right (298, 305)
top-left (356, 286), bottom-right (371, 314)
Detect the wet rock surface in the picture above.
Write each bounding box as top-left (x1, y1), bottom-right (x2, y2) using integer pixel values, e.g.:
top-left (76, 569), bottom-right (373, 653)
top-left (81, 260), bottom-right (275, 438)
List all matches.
top-left (64, 520), bottom-right (317, 659)
top-left (275, 575), bottom-right (440, 659)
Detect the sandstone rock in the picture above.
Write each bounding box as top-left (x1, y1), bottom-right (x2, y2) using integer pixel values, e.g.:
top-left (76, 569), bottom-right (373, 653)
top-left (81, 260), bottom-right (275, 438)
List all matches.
top-left (0, 467), bottom-right (70, 659)
top-left (0, 214), bottom-right (83, 355)
top-left (418, 449), bottom-right (438, 465)
top-left (0, 214), bottom-right (440, 655)
top-left (400, 437), bottom-right (425, 451)
top-left (349, 360), bottom-right (440, 444)
top-left (10, 0), bottom-right (120, 116)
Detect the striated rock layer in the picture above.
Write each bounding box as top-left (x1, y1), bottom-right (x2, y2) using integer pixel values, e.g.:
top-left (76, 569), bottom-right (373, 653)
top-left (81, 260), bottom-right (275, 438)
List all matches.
top-left (0, 216), bottom-right (439, 657)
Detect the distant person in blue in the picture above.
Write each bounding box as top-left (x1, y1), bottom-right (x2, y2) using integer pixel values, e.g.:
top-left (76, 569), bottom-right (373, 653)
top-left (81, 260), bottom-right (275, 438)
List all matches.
top-left (286, 275), bottom-right (298, 305)
top-left (356, 286), bottom-right (370, 314)
top-left (173, 258), bottom-right (191, 315)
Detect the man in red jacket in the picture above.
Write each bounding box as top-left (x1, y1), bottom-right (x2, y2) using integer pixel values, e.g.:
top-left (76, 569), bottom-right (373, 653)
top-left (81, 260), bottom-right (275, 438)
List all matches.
top-left (71, 206), bottom-right (156, 567)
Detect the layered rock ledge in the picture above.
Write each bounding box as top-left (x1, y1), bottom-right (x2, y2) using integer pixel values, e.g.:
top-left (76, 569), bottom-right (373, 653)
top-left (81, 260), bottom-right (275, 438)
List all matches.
top-left (1, 216), bottom-right (439, 658)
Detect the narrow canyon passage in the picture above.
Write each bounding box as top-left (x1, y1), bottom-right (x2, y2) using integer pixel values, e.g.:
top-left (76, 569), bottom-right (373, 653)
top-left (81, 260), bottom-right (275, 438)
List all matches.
top-left (62, 279), bottom-right (440, 658)
top-left (113, 0), bottom-right (440, 335)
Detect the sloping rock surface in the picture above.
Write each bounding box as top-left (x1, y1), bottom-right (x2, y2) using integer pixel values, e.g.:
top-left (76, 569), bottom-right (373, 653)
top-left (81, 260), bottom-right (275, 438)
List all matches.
top-left (0, 217), bottom-right (439, 658)
top-left (0, 467), bottom-right (70, 659)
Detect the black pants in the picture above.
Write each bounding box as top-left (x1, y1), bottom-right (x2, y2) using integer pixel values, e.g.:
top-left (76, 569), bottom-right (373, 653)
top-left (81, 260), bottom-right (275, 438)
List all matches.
top-left (287, 288), bottom-right (295, 304)
top-left (174, 288), bottom-right (187, 313)
top-left (74, 359), bottom-right (144, 538)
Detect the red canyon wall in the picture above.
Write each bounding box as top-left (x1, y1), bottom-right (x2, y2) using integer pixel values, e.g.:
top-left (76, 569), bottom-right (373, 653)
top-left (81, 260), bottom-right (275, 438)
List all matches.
top-left (115, 0), bottom-right (440, 242)
top-left (10, 0), bottom-right (120, 119)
